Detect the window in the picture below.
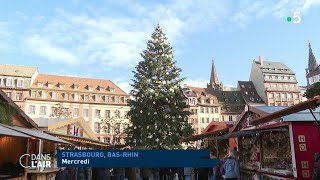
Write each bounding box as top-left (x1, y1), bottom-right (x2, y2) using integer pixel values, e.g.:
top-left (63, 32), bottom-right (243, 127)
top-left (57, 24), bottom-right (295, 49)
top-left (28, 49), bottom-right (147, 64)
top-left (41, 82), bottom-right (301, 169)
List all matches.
top-left (94, 122), bottom-right (100, 133)
top-left (105, 110), bottom-right (110, 118)
top-left (59, 84), bottom-right (64, 89)
top-left (105, 96), bottom-right (110, 103)
top-left (273, 84), bottom-right (277, 90)
top-left (201, 118), bottom-right (205, 123)
top-left (6, 78), bottom-right (13, 86)
top-left (41, 91), bottom-right (47, 99)
top-left (285, 84), bottom-right (289, 90)
top-left (265, 84), bottom-right (270, 90)
top-left (88, 86), bottom-right (93, 91)
top-left (124, 111), bottom-right (129, 118)
top-left (48, 83), bottom-right (53, 88)
top-left (206, 118), bottom-right (210, 123)
top-left (229, 116), bottom-right (233, 121)
top-left (210, 108), bottom-right (214, 113)
top-left (215, 118), bottom-right (219, 121)
top-left (16, 92), bottom-right (23, 101)
top-left (113, 137), bottom-right (120, 144)
top-left (295, 93), bottom-right (299, 100)
top-left (115, 96), bottom-right (120, 103)
top-left (205, 107), bottom-right (209, 113)
top-left (222, 116), bottom-right (225, 121)
top-left (74, 85), bottom-right (79, 90)
top-left (82, 95), bottom-right (88, 102)
top-left (50, 107), bottom-right (55, 116)
top-left (37, 82), bottom-right (43, 87)
top-left (64, 93), bottom-right (69, 100)
top-left (214, 108), bottom-right (218, 114)
top-left (95, 109), bottom-right (101, 118)
top-left (104, 137), bottom-right (110, 143)
top-left (200, 107), bottom-right (204, 113)
top-left (5, 92), bottom-right (12, 98)
top-left (201, 99), bottom-right (205, 104)
top-left (83, 109), bottom-right (89, 117)
top-left (288, 93), bottom-right (293, 101)
top-left (52, 92), bottom-right (58, 100)
top-left (109, 88), bottom-right (115, 92)
top-left (28, 105), bottom-right (36, 114)
top-left (95, 95), bottom-right (100, 102)
top-left (282, 93), bottom-right (287, 101)
top-left (0, 78), bottom-right (2, 86)
top-left (40, 106), bottom-right (46, 115)
top-left (105, 123), bottom-right (111, 133)
top-left (73, 108), bottom-right (79, 117)
top-left (241, 84), bottom-right (245, 88)
top-left (74, 94), bottom-right (79, 101)
top-left (276, 93), bottom-right (280, 100)
top-left (114, 110), bottom-right (120, 118)
top-left (114, 123), bottom-right (121, 134)
top-left (99, 87), bottom-right (104, 92)
top-left (284, 76), bottom-right (289, 80)
top-left (279, 84), bottom-right (283, 90)
top-left (31, 91), bottom-right (36, 98)
top-left (191, 98), bottom-right (196, 105)
top-left (17, 79), bottom-right (24, 87)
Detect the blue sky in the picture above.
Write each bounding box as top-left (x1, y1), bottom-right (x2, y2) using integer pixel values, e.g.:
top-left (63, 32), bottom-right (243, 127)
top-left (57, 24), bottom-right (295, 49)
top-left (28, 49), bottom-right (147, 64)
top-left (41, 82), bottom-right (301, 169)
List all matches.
top-left (1, 0), bottom-right (320, 93)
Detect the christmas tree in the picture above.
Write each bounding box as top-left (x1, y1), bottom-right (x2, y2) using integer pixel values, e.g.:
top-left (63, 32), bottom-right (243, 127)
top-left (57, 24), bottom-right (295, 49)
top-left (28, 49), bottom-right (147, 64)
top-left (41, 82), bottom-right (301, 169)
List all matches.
top-left (125, 24), bottom-right (194, 149)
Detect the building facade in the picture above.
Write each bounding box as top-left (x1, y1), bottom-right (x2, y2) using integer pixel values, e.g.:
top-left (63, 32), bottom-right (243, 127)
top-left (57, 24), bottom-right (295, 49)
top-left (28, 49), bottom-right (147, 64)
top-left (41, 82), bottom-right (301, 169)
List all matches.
top-left (249, 56), bottom-right (302, 106)
top-left (25, 74), bottom-right (130, 144)
top-left (183, 61), bottom-right (245, 136)
top-left (0, 64), bottom-right (38, 110)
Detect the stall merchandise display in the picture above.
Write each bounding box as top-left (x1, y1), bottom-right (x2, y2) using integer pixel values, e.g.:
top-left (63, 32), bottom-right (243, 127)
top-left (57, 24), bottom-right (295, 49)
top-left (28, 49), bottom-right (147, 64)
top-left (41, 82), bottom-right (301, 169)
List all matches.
top-left (261, 131), bottom-right (292, 175)
top-left (239, 135), bottom-right (260, 170)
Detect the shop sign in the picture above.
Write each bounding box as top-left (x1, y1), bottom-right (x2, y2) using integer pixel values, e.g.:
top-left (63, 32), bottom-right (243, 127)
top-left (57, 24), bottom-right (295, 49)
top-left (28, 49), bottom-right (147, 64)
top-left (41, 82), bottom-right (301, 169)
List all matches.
top-left (301, 161), bottom-right (309, 169)
top-left (299, 144), bottom-right (307, 151)
top-left (302, 170), bottom-right (310, 178)
top-left (298, 135), bottom-right (306, 143)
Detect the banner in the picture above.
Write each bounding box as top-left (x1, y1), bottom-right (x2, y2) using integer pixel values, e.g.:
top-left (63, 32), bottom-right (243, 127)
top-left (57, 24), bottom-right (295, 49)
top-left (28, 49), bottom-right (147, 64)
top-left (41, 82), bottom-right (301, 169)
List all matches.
top-left (57, 149), bottom-right (220, 167)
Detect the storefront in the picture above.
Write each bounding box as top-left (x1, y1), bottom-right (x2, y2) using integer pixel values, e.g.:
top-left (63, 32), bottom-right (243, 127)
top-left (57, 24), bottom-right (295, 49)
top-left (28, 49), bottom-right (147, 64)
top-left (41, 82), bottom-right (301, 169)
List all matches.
top-left (217, 103), bottom-right (320, 180)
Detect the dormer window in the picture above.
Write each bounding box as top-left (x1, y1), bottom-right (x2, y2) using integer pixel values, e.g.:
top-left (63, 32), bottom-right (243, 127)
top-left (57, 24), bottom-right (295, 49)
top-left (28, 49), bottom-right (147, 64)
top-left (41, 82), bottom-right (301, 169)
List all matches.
top-left (17, 79), bottom-right (24, 87)
top-left (201, 99), bottom-right (205, 104)
top-left (210, 99), bottom-right (214, 104)
top-left (59, 84), bottom-right (65, 89)
top-left (74, 85), bottom-right (79, 90)
top-left (48, 83), bottom-right (53, 88)
top-left (95, 95), bottom-right (100, 102)
top-left (88, 86), bottom-right (93, 91)
top-left (109, 87), bottom-right (115, 92)
top-left (99, 87), bottom-right (104, 92)
top-left (37, 82), bottom-right (43, 87)
top-left (234, 92), bottom-right (237, 96)
top-left (241, 85), bottom-right (245, 88)
top-left (250, 97), bottom-right (254, 101)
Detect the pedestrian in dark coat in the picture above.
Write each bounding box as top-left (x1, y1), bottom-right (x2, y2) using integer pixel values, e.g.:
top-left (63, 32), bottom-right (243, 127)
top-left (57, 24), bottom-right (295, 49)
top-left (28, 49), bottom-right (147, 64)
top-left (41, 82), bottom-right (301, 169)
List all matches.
top-left (77, 168), bottom-right (87, 180)
top-left (95, 168), bottom-right (111, 180)
top-left (55, 168), bottom-right (70, 180)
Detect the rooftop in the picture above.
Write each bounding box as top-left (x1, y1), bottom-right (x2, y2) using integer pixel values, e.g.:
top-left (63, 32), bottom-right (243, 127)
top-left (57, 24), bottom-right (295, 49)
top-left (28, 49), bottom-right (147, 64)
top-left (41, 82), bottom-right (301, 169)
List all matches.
top-left (0, 64), bottom-right (38, 77)
top-left (33, 74), bottom-right (128, 95)
top-left (254, 60), bottom-right (295, 75)
top-left (238, 81), bottom-right (265, 105)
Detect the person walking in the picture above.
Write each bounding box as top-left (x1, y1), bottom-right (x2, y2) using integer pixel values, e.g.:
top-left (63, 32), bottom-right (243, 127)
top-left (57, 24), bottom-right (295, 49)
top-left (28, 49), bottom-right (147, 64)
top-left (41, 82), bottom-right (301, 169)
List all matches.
top-left (114, 168), bottom-right (126, 180)
top-left (221, 150), bottom-right (240, 180)
top-left (140, 168), bottom-right (153, 180)
top-left (183, 167), bottom-right (193, 180)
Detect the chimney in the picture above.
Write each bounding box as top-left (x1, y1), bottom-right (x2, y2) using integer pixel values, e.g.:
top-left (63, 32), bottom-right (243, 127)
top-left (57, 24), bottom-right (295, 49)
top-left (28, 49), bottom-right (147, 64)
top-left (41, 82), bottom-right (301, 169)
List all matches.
top-left (258, 56), bottom-right (264, 65)
top-left (258, 56), bottom-right (263, 65)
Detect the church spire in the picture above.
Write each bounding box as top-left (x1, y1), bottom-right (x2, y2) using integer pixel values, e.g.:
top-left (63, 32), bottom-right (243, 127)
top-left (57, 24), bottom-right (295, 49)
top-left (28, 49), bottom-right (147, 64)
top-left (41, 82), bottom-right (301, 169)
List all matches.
top-left (208, 59), bottom-right (220, 89)
top-left (308, 42), bottom-right (318, 73)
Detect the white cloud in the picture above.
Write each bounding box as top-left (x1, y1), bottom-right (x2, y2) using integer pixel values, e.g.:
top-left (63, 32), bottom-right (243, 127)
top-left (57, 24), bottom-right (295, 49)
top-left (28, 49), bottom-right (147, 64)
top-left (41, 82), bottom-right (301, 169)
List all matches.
top-left (20, 0), bottom-right (320, 67)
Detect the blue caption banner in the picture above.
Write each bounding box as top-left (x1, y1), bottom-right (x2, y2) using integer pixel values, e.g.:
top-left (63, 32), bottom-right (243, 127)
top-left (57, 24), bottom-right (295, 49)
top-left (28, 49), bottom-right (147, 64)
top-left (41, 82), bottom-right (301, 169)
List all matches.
top-left (57, 150), bottom-right (220, 168)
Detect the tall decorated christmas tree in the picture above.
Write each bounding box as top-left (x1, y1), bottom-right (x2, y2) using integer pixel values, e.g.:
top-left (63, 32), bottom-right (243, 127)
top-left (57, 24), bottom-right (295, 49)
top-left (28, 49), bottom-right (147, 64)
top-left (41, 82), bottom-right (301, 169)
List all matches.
top-left (125, 24), bottom-right (194, 149)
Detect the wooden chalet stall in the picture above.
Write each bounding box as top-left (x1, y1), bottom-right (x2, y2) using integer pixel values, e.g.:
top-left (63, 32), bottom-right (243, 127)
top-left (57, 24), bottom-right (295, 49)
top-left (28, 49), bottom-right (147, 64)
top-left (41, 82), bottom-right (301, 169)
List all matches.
top-left (214, 98), bottom-right (320, 180)
top-left (0, 90), bottom-right (71, 180)
top-left (180, 121), bottom-right (235, 159)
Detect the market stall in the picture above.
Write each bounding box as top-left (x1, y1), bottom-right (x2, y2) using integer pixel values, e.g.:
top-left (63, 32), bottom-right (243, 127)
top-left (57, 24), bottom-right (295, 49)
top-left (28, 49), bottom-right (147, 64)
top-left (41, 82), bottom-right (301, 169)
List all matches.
top-left (217, 103), bottom-right (320, 180)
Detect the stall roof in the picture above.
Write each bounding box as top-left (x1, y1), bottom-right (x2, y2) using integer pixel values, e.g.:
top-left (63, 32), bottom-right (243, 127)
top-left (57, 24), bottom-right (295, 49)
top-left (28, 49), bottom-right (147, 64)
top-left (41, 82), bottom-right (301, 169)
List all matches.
top-left (0, 124), bottom-right (72, 145)
top-left (210, 127), bottom-right (287, 140)
top-left (47, 132), bottom-right (109, 147)
top-left (251, 97), bottom-right (320, 125)
top-left (0, 124), bottom-right (31, 138)
top-left (0, 90), bottom-right (38, 128)
top-left (180, 127), bottom-right (229, 142)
